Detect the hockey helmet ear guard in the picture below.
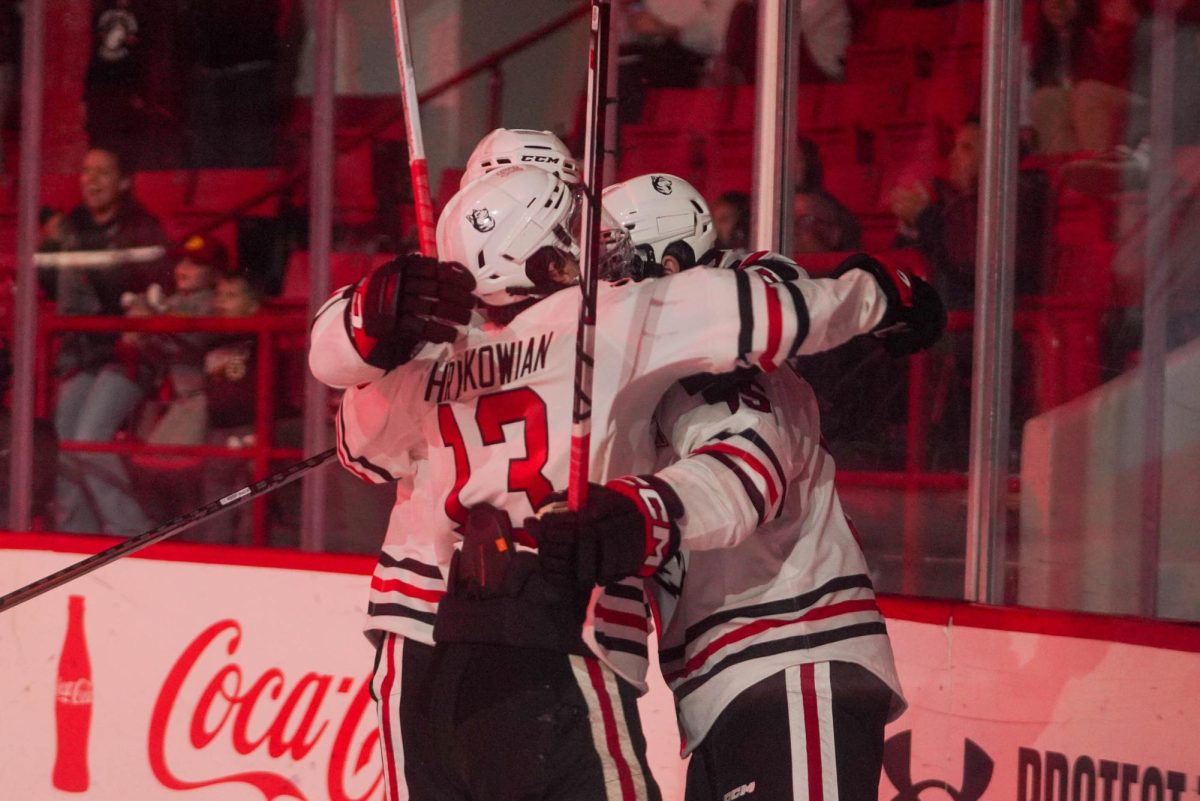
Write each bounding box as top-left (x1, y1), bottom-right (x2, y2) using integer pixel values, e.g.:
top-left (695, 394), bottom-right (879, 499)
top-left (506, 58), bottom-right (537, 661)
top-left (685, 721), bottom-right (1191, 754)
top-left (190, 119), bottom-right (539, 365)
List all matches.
top-left (461, 128), bottom-right (581, 188)
top-left (601, 173), bottom-right (716, 268)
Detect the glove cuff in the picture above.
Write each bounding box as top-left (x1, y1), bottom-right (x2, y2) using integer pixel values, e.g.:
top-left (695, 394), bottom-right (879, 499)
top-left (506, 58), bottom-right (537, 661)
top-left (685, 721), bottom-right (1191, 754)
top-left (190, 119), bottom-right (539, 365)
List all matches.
top-left (832, 253), bottom-right (914, 330)
top-left (604, 475), bottom-right (683, 576)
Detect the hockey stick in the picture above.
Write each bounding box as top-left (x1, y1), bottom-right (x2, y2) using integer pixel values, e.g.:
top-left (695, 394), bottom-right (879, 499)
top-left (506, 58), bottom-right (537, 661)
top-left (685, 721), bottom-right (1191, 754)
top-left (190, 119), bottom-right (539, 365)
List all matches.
top-left (0, 448), bottom-right (336, 614)
top-left (567, 0), bottom-right (613, 512)
top-left (33, 246), bottom-right (167, 269)
top-left (388, 0), bottom-right (437, 257)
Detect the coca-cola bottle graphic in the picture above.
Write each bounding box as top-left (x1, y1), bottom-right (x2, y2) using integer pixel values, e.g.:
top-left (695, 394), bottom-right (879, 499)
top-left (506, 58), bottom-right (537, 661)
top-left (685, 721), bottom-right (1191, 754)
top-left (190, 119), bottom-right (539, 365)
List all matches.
top-left (52, 595), bottom-right (92, 792)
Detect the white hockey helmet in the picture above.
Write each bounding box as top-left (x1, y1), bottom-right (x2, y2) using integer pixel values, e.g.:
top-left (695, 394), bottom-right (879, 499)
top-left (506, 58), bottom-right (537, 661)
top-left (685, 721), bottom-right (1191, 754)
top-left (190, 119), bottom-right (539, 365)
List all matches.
top-left (602, 174), bottom-right (716, 272)
top-left (438, 166), bottom-right (580, 307)
top-left (461, 128), bottom-right (581, 187)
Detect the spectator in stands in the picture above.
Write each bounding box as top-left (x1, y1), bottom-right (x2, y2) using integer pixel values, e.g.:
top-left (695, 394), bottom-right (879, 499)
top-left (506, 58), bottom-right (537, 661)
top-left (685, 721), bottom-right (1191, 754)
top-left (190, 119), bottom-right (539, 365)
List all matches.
top-left (84, 0), bottom-right (184, 169)
top-left (618, 0), bottom-right (739, 120)
top-left (181, 0), bottom-right (305, 168)
top-left (723, 0), bottom-right (852, 84)
top-left (794, 189), bottom-right (861, 253)
top-left (187, 272), bottom-right (263, 544)
top-left (124, 235), bottom-right (224, 473)
top-left (712, 190), bottom-right (751, 253)
top-left (39, 148), bottom-right (168, 535)
top-left (887, 117), bottom-right (1050, 310)
top-left (1029, 0), bottom-right (1141, 153)
top-left (797, 135), bottom-right (862, 247)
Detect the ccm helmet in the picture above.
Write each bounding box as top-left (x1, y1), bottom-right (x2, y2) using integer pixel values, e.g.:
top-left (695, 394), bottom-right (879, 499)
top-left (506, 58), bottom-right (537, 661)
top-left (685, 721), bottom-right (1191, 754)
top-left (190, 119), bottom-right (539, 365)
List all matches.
top-left (438, 166), bottom-right (581, 307)
top-left (461, 128), bottom-right (581, 187)
top-left (602, 173), bottom-right (715, 271)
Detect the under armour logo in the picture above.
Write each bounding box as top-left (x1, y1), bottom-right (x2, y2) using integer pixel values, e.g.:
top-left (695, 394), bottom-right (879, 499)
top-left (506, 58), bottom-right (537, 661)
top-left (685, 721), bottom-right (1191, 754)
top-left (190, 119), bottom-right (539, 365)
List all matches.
top-left (884, 731), bottom-right (994, 801)
top-left (467, 208), bottom-right (495, 232)
top-left (651, 175), bottom-right (673, 195)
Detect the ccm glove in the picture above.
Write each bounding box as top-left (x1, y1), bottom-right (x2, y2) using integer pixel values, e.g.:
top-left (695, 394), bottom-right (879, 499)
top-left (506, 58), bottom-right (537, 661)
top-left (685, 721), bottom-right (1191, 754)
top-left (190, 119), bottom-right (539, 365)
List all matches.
top-left (347, 255), bottom-right (476, 369)
top-left (832, 252), bottom-right (947, 356)
top-left (527, 476), bottom-right (683, 590)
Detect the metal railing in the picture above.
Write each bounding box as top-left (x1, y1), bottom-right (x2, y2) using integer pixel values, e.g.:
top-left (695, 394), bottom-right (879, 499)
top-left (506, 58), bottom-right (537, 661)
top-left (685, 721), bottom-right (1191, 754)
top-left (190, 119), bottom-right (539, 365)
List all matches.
top-left (36, 311), bottom-right (309, 546)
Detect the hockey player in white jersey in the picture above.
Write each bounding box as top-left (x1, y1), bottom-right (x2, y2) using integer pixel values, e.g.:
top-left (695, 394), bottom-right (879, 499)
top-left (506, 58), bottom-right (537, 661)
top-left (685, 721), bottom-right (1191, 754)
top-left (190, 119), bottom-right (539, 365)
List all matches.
top-left (460, 127), bottom-right (580, 187)
top-left (309, 165), bottom-right (942, 800)
top-left (530, 173), bottom-right (912, 801)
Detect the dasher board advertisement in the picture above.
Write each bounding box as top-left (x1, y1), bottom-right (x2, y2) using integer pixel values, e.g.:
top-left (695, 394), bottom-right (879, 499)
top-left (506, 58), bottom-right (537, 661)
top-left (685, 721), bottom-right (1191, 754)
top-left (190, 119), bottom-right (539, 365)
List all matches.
top-left (2, 535), bottom-right (1199, 801)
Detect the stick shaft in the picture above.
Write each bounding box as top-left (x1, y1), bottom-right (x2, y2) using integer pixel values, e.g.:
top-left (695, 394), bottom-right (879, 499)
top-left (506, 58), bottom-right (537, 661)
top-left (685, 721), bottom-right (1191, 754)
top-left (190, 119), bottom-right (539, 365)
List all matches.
top-left (389, 0), bottom-right (438, 257)
top-left (0, 449), bottom-right (336, 613)
top-left (568, 0), bottom-right (612, 512)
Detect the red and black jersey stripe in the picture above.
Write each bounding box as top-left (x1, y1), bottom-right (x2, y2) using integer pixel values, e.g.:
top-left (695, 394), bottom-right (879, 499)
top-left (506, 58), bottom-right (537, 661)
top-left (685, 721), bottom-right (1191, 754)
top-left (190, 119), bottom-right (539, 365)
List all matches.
top-left (671, 573), bottom-right (875, 654)
top-left (336, 405), bottom-right (398, 483)
top-left (671, 621), bottom-right (889, 701)
top-left (377, 552), bottom-right (443, 579)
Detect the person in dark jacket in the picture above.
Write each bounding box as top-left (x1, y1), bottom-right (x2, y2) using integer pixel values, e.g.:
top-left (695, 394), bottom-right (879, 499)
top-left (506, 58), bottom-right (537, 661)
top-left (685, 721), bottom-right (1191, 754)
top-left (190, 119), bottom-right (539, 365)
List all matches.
top-left (39, 148), bottom-right (168, 534)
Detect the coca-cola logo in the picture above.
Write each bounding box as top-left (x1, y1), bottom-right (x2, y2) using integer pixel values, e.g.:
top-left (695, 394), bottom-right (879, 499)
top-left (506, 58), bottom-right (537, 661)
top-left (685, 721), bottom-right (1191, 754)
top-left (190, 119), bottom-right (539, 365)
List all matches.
top-left (149, 620), bottom-right (382, 801)
top-left (56, 678), bottom-right (94, 705)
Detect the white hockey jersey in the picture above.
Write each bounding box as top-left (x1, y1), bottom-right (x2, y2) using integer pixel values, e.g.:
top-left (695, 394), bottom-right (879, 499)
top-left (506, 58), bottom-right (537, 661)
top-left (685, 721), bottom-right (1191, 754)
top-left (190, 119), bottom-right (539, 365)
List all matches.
top-left (309, 265), bottom-right (892, 690)
top-left (650, 366), bottom-right (906, 753)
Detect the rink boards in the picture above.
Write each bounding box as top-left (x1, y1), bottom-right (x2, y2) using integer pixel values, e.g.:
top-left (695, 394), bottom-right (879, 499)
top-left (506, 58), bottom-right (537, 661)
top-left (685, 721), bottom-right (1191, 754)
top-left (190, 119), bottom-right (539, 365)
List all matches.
top-left (1, 532), bottom-right (1198, 801)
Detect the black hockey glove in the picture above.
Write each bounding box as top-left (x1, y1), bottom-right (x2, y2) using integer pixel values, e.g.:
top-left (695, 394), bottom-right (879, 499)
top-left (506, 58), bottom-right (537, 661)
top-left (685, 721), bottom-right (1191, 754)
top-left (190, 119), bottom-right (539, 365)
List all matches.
top-left (832, 253), bottom-right (946, 356)
top-left (347, 255), bottom-right (476, 370)
top-left (527, 476), bottom-right (683, 591)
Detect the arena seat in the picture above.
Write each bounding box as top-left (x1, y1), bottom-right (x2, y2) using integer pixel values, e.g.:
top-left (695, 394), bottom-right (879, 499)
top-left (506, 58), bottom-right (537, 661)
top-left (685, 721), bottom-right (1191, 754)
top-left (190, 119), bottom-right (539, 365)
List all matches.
top-left (822, 164), bottom-right (883, 215)
top-left (814, 82), bottom-right (909, 129)
top-left (703, 127), bottom-right (754, 198)
top-left (843, 45), bottom-right (921, 84)
top-left (133, 171), bottom-right (192, 220)
top-left (617, 126), bottom-right (701, 188)
top-left (867, 8), bottom-right (952, 49)
top-left (279, 250), bottom-right (393, 303)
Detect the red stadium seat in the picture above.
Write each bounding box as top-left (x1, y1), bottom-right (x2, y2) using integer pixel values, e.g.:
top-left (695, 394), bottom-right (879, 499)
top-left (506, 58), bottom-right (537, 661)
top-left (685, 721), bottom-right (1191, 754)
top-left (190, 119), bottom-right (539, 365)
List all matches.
top-left (617, 126), bottom-right (702, 189)
top-left (822, 164), bottom-right (883, 215)
top-left (280, 250), bottom-right (393, 303)
top-left (815, 82), bottom-right (908, 128)
top-left (797, 125), bottom-right (862, 170)
top-left (703, 127), bottom-right (754, 197)
top-left (133, 171), bottom-right (191, 220)
top-left (41, 174), bottom-right (81, 212)
top-left (843, 45), bottom-right (921, 84)
top-left (867, 8), bottom-right (952, 49)
top-left (179, 168), bottom-right (282, 217)
top-left (859, 213), bottom-right (899, 252)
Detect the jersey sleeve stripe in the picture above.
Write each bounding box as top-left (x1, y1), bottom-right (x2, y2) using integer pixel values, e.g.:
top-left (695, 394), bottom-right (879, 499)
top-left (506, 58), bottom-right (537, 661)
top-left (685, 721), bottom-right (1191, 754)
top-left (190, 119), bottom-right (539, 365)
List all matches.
top-left (695, 442), bottom-right (780, 506)
top-left (663, 598), bottom-right (881, 683)
top-left (739, 250), bottom-right (769, 269)
top-left (334, 407), bottom-right (375, 483)
top-left (594, 631), bottom-right (650, 659)
top-left (780, 281), bottom-right (810, 360)
top-left (595, 605), bottom-right (650, 632)
top-left (603, 581), bottom-right (646, 603)
top-left (735, 271), bottom-right (753, 362)
top-left (366, 601), bottom-right (438, 626)
top-left (370, 575), bottom-right (446, 604)
top-left (696, 449), bottom-right (766, 525)
top-left (336, 403), bottom-right (398, 483)
top-left (681, 573), bottom-right (875, 645)
top-left (670, 622), bottom-right (889, 701)
top-left (758, 279), bottom-right (784, 372)
top-left (718, 428), bottom-right (789, 514)
top-left (377, 553), bottom-right (444, 579)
